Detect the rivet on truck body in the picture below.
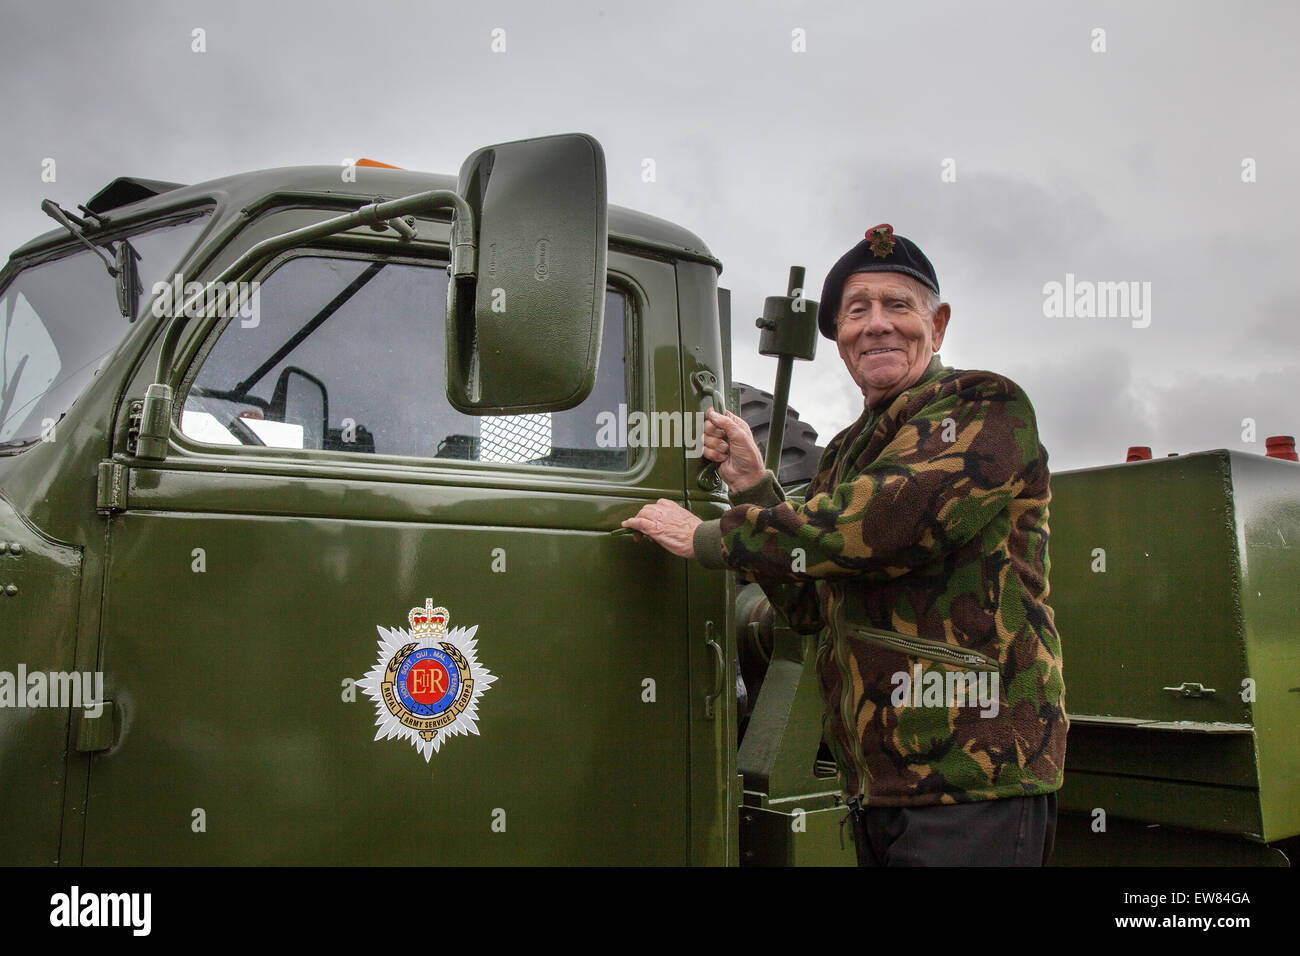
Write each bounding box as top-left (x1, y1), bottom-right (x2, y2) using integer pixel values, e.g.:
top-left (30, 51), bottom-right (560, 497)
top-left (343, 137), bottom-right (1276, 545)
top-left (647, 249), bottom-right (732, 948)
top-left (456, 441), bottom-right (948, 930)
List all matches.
top-left (9, 543), bottom-right (21, 555)
top-left (4, 584), bottom-right (16, 596)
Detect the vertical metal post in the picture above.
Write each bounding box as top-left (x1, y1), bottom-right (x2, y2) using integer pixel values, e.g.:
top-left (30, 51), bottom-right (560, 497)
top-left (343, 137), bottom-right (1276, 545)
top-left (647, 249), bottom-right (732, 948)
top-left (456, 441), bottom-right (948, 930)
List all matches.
top-left (763, 266), bottom-right (804, 474)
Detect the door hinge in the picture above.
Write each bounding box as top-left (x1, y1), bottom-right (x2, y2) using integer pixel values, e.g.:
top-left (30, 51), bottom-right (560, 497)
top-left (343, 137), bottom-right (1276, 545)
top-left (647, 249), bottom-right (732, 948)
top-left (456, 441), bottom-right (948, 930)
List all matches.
top-left (96, 461), bottom-right (129, 513)
top-left (125, 399), bottom-right (143, 455)
top-left (76, 701), bottom-right (116, 752)
top-left (1162, 682), bottom-right (1217, 699)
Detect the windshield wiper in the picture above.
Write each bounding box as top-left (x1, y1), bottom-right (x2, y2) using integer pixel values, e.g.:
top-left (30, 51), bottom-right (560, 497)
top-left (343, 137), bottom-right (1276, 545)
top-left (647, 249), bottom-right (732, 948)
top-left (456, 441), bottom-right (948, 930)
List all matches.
top-left (41, 200), bottom-right (117, 272)
top-left (39, 200), bottom-right (141, 319)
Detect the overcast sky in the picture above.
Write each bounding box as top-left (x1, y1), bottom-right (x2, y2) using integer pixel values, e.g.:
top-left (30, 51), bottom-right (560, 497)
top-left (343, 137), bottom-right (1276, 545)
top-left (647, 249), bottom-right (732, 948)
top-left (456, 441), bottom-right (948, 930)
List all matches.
top-left (2, 0), bottom-right (1296, 471)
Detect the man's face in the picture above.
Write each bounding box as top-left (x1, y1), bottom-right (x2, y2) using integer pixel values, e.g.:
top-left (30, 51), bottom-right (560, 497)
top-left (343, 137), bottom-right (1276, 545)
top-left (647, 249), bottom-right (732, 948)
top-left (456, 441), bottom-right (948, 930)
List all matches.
top-left (836, 272), bottom-right (951, 407)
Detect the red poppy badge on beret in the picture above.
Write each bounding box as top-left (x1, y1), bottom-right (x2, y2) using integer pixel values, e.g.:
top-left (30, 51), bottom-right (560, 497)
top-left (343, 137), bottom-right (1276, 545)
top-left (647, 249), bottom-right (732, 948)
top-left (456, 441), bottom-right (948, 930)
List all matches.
top-left (866, 223), bottom-right (895, 258)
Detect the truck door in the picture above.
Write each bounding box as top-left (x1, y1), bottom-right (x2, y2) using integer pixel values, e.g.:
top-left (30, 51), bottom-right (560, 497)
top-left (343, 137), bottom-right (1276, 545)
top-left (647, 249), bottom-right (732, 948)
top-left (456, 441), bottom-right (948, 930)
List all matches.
top-left (85, 243), bottom-right (700, 864)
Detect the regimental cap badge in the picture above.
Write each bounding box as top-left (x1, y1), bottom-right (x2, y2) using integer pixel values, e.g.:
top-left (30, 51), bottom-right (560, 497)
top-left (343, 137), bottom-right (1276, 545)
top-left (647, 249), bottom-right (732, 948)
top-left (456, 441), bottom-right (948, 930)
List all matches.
top-left (866, 223), bottom-right (896, 258)
top-left (358, 597), bottom-right (495, 761)
top-left (409, 598), bottom-right (449, 638)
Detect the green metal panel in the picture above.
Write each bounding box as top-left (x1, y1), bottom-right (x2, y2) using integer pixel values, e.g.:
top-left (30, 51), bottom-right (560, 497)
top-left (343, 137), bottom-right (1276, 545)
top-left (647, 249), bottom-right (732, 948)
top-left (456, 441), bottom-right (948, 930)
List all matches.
top-left (683, 558), bottom-right (738, 866)
top-left (1228, 452), bottom-right (1300, 842)
top-left (1062, 723), bottom-right (1257, 787)
top-left (1051, 811), bottom-right (1289, 867)
top-left (678, 259), bottom-right (739, 865)
top-left (735, 627), bottom-right (846, 868)
top-left (1051, 449), bottom-right (1300, 845)
top-left (1051, 452), bottom-right (1250, 730)
top-left (738, 628), bottom-right (837, 802)
top-left (0, 495), bottom-right (82, 864)
top-left (740, 805), bottom-right (855, 867)
top-left (1060, 770), bottom-right (1262, 836)
top-left (1050, 451), bottom-right (1256, 831)
top-left (12, 167), bottom-right (718, 272)
top-left (89, 510), bottom-right (689, 864)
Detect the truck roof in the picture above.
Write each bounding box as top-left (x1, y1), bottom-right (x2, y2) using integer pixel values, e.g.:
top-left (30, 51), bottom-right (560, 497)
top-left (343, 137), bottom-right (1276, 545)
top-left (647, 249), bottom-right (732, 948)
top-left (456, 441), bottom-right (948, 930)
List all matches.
top-left (10, 165), bottom-right (720, 270)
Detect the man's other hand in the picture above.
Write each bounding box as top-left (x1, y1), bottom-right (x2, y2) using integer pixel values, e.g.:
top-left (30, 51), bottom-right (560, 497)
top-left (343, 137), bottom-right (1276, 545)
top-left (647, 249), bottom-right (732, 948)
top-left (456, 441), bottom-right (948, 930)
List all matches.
top-left (621, 499), bottom-right (702, 558)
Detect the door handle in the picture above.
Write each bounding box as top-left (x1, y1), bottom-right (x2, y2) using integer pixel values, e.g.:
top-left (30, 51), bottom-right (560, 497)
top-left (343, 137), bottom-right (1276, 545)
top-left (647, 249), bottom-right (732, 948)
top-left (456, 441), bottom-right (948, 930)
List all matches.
top-left (691, 370), bottom-right (724, 491)
top-left (704, 620), bottom-right (725, 719)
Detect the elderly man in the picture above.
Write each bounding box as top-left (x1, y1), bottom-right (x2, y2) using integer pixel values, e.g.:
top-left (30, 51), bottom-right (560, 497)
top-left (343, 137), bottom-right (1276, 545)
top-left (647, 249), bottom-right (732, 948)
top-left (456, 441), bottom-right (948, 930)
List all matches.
top-left (623, 225), bottom-right (1068, 866)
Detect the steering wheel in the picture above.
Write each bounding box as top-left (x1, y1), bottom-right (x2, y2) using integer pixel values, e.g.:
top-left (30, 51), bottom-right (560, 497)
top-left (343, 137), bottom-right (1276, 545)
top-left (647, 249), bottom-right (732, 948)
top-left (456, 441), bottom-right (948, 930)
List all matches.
top-left (225, 413), bottom-right (267, 447)
top-left (185, 388), bottom-right (268, 447)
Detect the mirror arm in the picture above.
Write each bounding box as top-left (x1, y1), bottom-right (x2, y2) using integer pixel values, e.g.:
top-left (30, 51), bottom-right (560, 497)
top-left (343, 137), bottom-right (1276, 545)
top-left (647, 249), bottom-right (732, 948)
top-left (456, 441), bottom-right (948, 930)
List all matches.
top-left (136, 189), bottom-right (475, 461)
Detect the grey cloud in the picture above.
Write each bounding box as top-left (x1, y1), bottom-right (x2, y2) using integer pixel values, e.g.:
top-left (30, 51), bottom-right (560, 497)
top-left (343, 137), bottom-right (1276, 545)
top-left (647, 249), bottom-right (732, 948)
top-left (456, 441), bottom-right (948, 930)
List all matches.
top-left (1, 0), bottom-right (1296, 476)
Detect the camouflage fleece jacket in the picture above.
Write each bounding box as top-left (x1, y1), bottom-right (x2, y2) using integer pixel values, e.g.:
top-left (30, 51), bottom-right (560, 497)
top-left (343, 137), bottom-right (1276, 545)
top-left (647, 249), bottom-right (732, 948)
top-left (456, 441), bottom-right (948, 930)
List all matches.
top-left (694, 355), bottom-right (1068, 806)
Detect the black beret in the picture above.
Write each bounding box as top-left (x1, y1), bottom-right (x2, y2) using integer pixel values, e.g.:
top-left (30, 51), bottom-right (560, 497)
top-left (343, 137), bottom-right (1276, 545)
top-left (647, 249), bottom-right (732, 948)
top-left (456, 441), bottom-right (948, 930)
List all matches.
top-left (818, 224), bottom-right (940, 340)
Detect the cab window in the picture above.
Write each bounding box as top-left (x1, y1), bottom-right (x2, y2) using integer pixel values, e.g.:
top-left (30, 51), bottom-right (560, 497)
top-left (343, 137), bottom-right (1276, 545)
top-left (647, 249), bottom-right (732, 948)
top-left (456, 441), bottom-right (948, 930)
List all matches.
top-left (0, 212), bottom-right (211, 447)
top-left (180, 253), bottom-right (630, 470)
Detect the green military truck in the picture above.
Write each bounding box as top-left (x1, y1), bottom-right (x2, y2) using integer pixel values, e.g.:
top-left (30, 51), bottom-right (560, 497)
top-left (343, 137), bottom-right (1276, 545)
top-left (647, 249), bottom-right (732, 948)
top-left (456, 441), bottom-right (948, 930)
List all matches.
top-left (1, 134), bottom-right (1296, 865)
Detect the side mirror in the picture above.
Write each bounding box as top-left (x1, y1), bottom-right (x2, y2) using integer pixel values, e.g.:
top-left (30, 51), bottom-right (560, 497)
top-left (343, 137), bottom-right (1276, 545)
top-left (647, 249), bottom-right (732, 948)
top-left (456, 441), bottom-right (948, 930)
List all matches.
top-left (114, 239), bottom-right (142, 320)
top-left (446, 133), bottom-right (607, 415)
top-left (270, 366), bottom-right (328, 450)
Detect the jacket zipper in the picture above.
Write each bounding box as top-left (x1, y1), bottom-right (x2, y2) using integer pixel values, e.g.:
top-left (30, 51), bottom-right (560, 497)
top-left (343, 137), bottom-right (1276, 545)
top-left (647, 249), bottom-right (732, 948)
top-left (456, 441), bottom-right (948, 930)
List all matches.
top-left (834, 608), bottom-right (1001, 672)
top-left (826, 593), bottom-right (871, 800)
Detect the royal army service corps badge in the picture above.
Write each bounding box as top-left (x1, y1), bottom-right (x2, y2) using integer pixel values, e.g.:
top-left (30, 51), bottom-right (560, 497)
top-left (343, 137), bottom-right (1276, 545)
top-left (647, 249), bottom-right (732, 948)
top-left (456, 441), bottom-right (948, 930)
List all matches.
top-left (357, 599), bottom-right (496, 761)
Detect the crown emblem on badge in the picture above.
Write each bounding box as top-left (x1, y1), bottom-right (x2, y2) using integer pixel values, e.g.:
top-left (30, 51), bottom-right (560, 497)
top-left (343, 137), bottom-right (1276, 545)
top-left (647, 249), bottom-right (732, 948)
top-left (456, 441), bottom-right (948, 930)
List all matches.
top-left (866, 223), bottom-right (896, 258)
top-left (409, 599), bottom-right (450, 638)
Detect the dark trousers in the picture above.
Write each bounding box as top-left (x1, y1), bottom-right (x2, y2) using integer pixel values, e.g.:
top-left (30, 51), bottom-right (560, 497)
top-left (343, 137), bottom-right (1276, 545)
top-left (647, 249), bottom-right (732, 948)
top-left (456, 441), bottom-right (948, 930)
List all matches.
top-left (847, 792), bottom-right (1057, 866)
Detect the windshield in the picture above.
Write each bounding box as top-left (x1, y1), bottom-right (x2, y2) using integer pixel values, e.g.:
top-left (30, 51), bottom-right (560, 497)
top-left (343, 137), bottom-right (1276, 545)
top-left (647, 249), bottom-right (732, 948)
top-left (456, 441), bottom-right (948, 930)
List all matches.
top-left (0, 212), bottom-right (211, 447)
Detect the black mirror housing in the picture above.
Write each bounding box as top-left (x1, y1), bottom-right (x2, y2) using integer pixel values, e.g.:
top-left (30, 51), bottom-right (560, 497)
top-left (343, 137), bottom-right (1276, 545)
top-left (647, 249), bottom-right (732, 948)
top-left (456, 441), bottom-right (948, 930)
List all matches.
top-left (446, 133), bottom-right (607, 415)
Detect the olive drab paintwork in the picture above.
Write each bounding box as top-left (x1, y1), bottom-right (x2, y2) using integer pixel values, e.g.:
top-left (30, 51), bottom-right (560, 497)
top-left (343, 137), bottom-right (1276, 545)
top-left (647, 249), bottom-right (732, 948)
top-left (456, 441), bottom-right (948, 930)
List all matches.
top-left (1, 153), bottom-right (736, 865)
top-left (1, 138), bottom-right (1297, 866)
top-left (1046, 450), bottom-right (1300, 865)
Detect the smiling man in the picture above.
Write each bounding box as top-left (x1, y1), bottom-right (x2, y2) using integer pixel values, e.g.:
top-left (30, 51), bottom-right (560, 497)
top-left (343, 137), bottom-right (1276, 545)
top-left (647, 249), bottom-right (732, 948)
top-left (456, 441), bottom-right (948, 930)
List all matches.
top-left (623, 224), bottom-right (1068, 866)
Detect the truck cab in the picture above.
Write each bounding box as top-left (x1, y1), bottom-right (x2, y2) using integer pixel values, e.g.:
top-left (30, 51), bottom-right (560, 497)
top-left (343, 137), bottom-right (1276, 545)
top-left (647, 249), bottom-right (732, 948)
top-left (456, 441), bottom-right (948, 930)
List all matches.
top-left (1, 145), bottom-right (750, 864)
